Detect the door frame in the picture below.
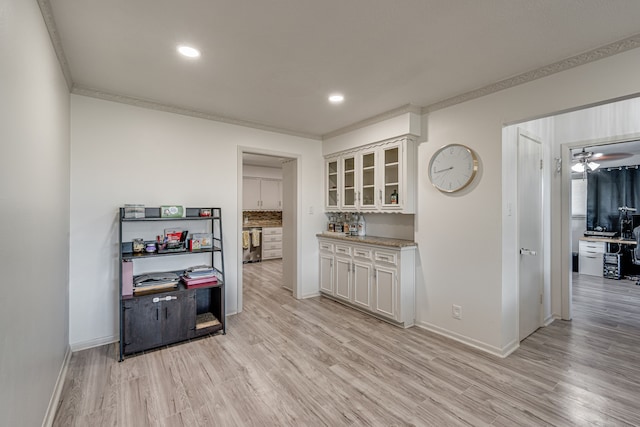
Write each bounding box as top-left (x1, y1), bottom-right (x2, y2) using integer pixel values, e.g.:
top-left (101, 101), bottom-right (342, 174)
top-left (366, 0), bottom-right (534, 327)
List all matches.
top-left (237, 147), bottom-right (301, 312)
top-left (560, 132), bottom-right (640, 319)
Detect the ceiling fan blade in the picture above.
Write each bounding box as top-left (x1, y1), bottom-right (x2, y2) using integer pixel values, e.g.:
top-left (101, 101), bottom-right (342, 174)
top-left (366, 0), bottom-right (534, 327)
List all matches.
top-left (591, 152), bottom-right (633, 161)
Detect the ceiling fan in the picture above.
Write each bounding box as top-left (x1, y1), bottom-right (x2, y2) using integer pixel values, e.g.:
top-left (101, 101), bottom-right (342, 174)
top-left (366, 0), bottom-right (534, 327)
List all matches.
top-left (571, 147), bottom-right (633, 173)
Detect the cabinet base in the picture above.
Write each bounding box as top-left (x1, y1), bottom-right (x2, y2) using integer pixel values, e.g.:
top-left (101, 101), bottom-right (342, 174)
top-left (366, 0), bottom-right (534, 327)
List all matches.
top-left (320, 292), bottom-right (413, 329)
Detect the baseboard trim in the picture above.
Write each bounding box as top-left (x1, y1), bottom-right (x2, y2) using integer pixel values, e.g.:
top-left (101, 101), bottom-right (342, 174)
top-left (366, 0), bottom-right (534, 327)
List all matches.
top-left (70, 335), bottom-right (117, 352)
top-left (42, 345), bottom-right (71, 427)
top-left (416, 320), bottom-right (519, 358)
top-left (301, 291), bottom-right (321, 299)
top-left (543, 314), bottom-right (557, 327)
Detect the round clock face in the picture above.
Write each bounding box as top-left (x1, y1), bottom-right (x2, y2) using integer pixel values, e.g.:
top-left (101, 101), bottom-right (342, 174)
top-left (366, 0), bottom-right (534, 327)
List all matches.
top-left (428, 144), bottom-right (478, 193)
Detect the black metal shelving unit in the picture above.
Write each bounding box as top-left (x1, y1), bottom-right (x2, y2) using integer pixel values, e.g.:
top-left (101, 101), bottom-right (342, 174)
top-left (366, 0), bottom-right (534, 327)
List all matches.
top-left (118, 207), bottom-right (225, 361)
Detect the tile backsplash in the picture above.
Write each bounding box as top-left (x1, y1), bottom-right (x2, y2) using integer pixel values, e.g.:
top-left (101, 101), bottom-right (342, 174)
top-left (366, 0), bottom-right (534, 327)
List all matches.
top-left (243, 211), bottom-right (282, 223)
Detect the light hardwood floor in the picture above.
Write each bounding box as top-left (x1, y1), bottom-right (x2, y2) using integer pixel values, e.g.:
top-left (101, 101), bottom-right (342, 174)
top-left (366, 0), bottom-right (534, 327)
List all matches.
top-left (53, 264), bottom-right (640, 426)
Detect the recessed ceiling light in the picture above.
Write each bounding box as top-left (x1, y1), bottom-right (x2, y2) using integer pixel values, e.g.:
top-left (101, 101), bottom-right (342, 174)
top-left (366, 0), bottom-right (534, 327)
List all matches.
top-left (328, 93), bottom-right (345, 104)
top-left (177, 45), bottom-right (201, 58)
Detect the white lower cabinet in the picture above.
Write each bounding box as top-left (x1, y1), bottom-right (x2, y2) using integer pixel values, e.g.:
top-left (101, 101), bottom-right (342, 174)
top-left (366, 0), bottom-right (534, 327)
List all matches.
top-left (373, 266), bottom-right (396, 319)
top-left (334, 255), bottom-right (352, 301)
top-left (318, 237), bottom-right (415, 327)
top-left (319, 253), bottom-right (334, 294)
top-left (352, 261), bottom-right (372, 310)
top-left (262, 227), bottom-right (282, 260)
top-left (578, 239), bottom-right (605, 277)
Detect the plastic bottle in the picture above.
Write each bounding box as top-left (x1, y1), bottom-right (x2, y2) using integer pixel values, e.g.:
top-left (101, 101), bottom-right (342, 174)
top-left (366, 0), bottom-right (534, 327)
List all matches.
top-left (350, 214), bottom-right (358, 236)
top-left (391, 189), bottom-right (398, 204)
top-left (357, 215), bottom-right (366, 236)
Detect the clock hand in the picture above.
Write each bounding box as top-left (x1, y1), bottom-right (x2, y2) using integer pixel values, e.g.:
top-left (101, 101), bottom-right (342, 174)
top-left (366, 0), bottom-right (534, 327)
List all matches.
top-left (433, 166), bottom-right (453, 173)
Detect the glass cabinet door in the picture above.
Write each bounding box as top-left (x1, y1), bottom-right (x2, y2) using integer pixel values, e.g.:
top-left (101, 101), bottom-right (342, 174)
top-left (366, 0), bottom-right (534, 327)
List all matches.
top-left (382, 145), bottom-right (400, 207)
top-left (359, 150), bottom-right (376, 209)
top-left (326, 159), bottom-right (339, 208)
top-left (342, 156), bottom-right (356, 209)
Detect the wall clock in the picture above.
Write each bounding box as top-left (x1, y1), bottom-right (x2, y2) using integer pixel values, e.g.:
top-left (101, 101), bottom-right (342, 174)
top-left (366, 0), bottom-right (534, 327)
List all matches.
top-left (428, 144), bottom-right (478, 193)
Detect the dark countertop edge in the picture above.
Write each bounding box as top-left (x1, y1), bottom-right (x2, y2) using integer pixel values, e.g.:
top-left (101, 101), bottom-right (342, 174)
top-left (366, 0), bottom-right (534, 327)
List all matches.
top-left (316, 233), bottom-right (417, 248)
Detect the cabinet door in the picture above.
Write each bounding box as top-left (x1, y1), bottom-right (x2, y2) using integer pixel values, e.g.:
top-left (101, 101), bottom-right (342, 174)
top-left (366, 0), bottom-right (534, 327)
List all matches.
top-left (326, 159), bottom-right (340, 209)
top-left (162, 292), bottom-right (196, 345)
top-left (353, 261), bottom-right (372, 310)
top-left (380, 142), bottom-right (402, 210)
top-left (334, 256), bottom-right (352, 301)
top-left (243, 177), bottom-right (261, 209)
top-left (261, 179), bottom-right (281, 210)
top-left (319, 254), bottom-right (334, 294)
top-left (358, 149), bottom-right (377, 210)
top-left (373, 266), bottom-right (396, 320)
top-left (122, 297), bottom-right (162, 354)
top-left (342, 155), bottom-right (357, 210)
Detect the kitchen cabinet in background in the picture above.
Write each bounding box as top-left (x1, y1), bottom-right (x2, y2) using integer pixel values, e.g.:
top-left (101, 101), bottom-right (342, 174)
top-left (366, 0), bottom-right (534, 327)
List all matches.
top-left (243, 177), bottom-right (282, 210)
top-left (262, 227), bottom-right (282, 260)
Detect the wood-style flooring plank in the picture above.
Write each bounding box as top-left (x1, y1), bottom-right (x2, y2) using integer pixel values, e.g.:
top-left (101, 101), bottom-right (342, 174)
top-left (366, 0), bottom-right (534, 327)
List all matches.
top-left (53, 264), bottom-right (640, 426)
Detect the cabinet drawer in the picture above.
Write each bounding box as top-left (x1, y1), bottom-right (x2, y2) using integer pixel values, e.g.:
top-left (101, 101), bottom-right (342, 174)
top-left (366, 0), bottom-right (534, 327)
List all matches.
top-left (263, 242), bottom-right (282, 251)
top-left (263, 249), bottom-right (282, 259)
top-left (374, 250), bottom-right (398, 265)
top-left (335, 244), bottom-right (352, 256)
top-left (263, 234), bottom-right (282, 243)
top-left (263, 227), bottom-right (282, 236)
top-left (319, 241), bottom-right (334, 253)
top-left (579, 240), bottom-right (605, 254)
top-left (353, 247), bottom-right (372, 260)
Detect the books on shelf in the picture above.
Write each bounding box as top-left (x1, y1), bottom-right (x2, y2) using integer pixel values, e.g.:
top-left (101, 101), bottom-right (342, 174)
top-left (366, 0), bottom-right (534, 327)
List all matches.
top-left (181, 275), bottom-right (218, 288)
top-left (184, 265), bottom-right (215, 278)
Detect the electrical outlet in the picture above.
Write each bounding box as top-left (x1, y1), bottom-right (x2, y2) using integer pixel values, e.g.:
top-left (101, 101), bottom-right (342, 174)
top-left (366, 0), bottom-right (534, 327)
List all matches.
top-left (452, 304), bottom-right (462, 320)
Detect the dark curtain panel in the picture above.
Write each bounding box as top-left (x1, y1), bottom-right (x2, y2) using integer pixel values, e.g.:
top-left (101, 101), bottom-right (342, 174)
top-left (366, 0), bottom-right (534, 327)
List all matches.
top-left (586, 167), bottom-right (640, 233)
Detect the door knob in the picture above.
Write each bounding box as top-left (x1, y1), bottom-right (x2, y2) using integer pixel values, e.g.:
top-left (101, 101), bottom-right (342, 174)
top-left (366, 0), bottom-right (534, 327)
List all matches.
top-left (520, 248), bottom-right (537, 256)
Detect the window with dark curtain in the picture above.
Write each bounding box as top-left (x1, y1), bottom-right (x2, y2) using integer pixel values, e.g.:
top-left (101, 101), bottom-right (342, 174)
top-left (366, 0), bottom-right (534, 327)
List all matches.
top-left (586, 167), bottom-right (640, 233)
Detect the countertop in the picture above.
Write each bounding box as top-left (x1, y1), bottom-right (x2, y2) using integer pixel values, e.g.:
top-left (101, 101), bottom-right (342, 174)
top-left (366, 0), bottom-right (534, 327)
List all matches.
top-left (243, 221), bottom-right (282, 228)
top-left (317, 232), bottom-right (417, 248)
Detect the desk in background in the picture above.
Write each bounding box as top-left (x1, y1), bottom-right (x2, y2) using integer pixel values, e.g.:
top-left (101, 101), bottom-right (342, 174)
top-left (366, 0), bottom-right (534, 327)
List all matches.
top-left (578, 237), bottom-right (637, 277)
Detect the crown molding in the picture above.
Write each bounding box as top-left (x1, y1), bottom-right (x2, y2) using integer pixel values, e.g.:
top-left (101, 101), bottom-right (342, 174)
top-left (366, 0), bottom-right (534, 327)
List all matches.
top-left (38, 0), bottom-right (73, 90)
top-left (423, 33), bottom-right (640, 114)
top-left (321, 104), bottom-right (421, 140)
top-left (71, 85), bottom-right (322, 140)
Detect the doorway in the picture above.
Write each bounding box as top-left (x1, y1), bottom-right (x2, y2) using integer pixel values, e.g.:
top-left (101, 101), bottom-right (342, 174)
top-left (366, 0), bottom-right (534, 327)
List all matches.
top-left (238, 149), bottom-right (299, 313)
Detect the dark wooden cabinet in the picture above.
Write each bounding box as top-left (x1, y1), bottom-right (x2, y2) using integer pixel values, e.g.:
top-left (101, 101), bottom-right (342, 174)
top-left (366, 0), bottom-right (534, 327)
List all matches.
top-left (118, 207), bottom-right (225, 360)
top-left (122, 290), bottom-right (196, 354)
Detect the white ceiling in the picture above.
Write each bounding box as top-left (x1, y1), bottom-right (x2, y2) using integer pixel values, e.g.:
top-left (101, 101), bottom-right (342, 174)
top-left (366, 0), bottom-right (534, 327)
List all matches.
top-left (46, 0), bottom-right (640, 138)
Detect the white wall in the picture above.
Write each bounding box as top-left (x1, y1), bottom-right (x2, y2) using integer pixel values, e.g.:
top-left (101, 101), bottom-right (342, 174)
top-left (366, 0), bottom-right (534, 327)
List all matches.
top-left (323, 112), bottom-right (421, 155)
top-left (69, 95), bottom-right (324, 348)
top-left (243, 164), bottom-right (283, 179)
top-left (422, 48), bottom-right (640, 355)
top-left (0, 1), bottom-right (71, 425)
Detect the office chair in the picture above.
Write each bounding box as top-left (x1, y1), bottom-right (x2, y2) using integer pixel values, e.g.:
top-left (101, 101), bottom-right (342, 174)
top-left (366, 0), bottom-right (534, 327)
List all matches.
top-left (631, 226), bottom-right (640, 285)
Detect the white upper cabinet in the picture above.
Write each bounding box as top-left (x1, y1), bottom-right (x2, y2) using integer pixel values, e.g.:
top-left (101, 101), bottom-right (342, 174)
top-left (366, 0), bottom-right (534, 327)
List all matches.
top-left (342, 154), bottom-right (357, 210)
top-left (324, 136), bottom-right (416, 213)
top-left (243, 177), bottom-right (282, 210)
top-left (260, 178), bottom-right (282, 210)
top-left (325, 159), bottom-right (340, 210)
top-left (243, 177), bottom-right (261, 210)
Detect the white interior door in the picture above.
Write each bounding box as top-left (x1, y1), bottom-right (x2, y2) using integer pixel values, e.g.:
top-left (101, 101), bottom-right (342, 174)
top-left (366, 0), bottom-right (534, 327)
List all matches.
top-left (518, 130), bottom-right (543, 340)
